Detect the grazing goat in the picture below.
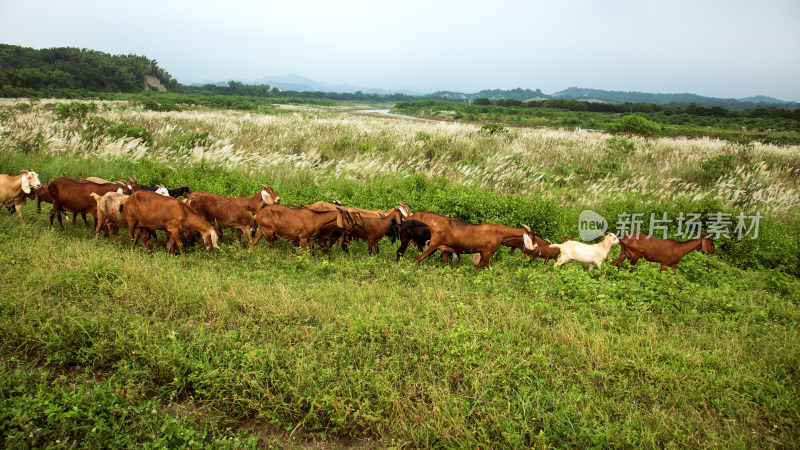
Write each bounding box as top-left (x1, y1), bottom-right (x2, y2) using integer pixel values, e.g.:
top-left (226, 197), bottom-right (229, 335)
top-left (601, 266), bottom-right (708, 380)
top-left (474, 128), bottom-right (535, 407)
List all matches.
top-left (349, 207), bottom-right (404, 255)
top-left (418, 221), bottom-right (535, 268)
top-left (121, 190), bottom-right (219, 255)
top-left (253, 205), bottom-right (360, 252)
top-left (47, 177), bottom-right (133, 229)
top-left (0, 170), bottom-right (42, 223)
top-left (611, 234), bottom-right (715, 273)
top-left (185, 185), bottom-right (279, 244)
top-left (549, 233), bottom-right (619, 271)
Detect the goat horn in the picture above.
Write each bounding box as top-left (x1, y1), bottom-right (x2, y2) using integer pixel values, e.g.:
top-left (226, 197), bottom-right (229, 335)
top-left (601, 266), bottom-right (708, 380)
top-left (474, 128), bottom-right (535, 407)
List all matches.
top-left (522, 224), bottom-right (531, 232)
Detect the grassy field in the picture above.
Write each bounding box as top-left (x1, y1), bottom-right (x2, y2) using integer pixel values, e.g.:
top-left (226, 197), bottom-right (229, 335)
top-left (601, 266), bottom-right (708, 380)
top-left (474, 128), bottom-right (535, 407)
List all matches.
top-left (1, 99), bottom-right (799, 448)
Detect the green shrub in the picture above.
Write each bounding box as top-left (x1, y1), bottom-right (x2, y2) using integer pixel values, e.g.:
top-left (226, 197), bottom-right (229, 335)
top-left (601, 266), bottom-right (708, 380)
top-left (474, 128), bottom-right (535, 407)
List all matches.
top-left (607, 115), bottom-right (662, 138)
top-left (171, 131), bottom-right (210, 150)
top-left (142, 99), bottom-right (183, 112)
top-left (105, 121), bottom-right (152, 145)
top-left (56, 101), bottom-right (97, 120)
top-left (479, 123), bottom-right (507, 135)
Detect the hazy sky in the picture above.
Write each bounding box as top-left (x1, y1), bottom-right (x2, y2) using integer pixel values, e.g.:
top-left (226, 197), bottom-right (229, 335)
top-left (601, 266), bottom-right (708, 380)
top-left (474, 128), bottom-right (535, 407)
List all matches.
top-left (2, 0), bottom-right (799, 101)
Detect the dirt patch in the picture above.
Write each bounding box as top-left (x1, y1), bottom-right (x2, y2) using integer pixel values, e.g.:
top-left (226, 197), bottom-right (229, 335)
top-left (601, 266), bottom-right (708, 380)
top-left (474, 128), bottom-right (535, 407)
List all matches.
top-left (144, 75), bottom-right (167, 92)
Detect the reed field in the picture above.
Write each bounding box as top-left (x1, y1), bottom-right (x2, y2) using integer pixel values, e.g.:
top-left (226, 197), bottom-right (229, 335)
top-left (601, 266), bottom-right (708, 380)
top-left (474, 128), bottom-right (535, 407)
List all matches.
top-left (1, 98), bottom-right (799, 448)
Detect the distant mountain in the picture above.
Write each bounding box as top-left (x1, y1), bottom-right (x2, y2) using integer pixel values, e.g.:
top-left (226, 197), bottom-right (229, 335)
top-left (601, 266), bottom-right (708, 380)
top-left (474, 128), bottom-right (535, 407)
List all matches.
top-left (430, 88), bottom-right (548, 103)
top-left (189, 72), bottom-right (798, 109)
top-left (427, 86), bottom-right (797, 109)
top-left (549, 87), bottom-right (798, 109)
top-left (193, 74), bottom-right (426, 96)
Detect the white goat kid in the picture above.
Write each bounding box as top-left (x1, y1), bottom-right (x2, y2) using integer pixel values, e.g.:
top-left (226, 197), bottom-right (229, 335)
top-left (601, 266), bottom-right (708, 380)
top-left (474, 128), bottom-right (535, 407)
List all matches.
top-left (0, 170), bottom-right (42, 222)
top-left (549, 233), bottom-right (619, 271)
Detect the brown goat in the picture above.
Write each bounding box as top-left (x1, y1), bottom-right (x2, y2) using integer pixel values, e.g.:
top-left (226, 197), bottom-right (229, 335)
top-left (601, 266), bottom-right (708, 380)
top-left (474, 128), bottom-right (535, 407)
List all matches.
top-left (121, 190), bottom-right (219, 255)
top-left (349, 207), bottom-right (404, 255)
top-left (47, 177), bottom-right (134, 229)
top-left (33, 183), bottom-right (89, 226)
top-left (185, 185), bottom-right (279, 244)
top-left (611, 234), bottom-right (716, 272)
top-left (89, 191), bottom-right (154, 244)
top-left (418, 221), bottom-right (535, 268)
top-left (306, 200), bottom-right (411, 220)
top-left (505, 235), bottom-right (573, 263)
top-left (399, 211), bottom-right (461, 262)
top-left (253, 205), bottom-right (359, 252)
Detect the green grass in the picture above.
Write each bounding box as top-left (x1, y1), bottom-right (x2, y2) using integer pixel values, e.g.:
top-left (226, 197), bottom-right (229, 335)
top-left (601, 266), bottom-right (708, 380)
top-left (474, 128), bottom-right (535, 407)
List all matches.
top-left (1, 100), bottom-right (799, 447)
top-left (1, 197), bottom-right (798, 448)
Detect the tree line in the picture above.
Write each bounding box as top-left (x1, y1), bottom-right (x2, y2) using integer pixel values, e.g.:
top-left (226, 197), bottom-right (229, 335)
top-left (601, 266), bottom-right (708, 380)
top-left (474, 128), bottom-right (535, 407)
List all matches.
top-left (0, 44), bottom-right (179, 95)
top-left (437, 98), bottom-right (800, 121)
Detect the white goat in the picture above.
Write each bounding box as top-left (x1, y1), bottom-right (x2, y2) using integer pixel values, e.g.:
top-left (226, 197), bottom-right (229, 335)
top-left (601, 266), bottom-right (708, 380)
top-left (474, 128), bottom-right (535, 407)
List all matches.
top-left (549, 233), bottom-right (619, 271)
top-left (0, 170), bottom-right (42, 222)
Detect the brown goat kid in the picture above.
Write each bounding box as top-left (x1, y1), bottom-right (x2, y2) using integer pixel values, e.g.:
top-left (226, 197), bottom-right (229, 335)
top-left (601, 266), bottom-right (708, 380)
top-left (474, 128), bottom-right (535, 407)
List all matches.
top-left (418, 221), bottom-right (535, 268)
top-left (611, 234), bottom-right (716, 273)
top-left (121, 190), bottom-right (219, 255)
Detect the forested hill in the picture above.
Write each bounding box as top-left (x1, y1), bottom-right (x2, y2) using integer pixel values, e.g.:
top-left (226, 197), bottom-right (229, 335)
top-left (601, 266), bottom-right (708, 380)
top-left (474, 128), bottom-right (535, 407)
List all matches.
top-left (430, 86), bottom-right (798, 110)
top-left (0, 44), bottom-right (178, 94)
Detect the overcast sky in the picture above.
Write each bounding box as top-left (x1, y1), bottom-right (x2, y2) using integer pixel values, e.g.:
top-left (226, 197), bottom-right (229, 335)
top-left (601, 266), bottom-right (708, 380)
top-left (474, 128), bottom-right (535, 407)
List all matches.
top-left (1, 0), bottom-right (799, 101)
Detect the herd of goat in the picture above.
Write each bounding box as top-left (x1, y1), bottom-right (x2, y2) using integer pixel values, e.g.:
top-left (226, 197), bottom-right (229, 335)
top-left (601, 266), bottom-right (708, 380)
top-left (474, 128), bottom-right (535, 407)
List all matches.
top-left (1, 170), bottom-right (716, 272)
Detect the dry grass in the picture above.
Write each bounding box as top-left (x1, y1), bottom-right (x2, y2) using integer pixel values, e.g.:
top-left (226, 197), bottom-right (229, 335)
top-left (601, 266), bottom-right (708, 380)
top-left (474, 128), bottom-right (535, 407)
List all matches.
top-left (2, 98), bottom-right (799, 217)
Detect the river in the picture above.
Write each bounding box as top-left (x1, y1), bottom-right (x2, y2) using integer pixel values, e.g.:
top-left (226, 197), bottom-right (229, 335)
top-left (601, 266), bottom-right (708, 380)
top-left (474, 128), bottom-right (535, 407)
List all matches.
top-left (353, 109), bottom-right (435, 121)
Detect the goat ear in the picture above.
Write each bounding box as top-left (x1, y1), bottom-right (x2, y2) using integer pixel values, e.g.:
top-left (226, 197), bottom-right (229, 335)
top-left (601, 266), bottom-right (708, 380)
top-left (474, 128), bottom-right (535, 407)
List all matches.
top-left (336, 212), bottom-right (344, 229)
top-left (260, 190), bottom-right (273, 205)
top-left (523, 233), bottom-right (534, 250)
top-left (20, 174), bottom-right (31, 194)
